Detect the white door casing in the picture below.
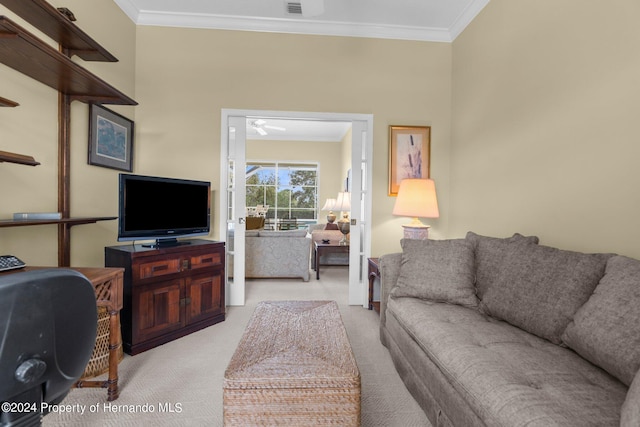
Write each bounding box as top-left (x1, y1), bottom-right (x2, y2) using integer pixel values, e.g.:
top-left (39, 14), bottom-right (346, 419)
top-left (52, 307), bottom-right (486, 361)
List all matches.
top-left (220, 109), bottom-right (373, 307)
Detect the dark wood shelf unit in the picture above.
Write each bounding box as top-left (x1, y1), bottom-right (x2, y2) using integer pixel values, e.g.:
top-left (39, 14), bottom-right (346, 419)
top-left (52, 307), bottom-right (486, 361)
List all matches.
top-left (0, 0), bottom-right (118, 62)
top-left (0, 216), bottom-right (116, 228)
top-left (0, 17), bottom-right (136, 105)
top-left (0, 96), bottom-right (18, 107)
top-left (0, 150), bottom-right (39, 166)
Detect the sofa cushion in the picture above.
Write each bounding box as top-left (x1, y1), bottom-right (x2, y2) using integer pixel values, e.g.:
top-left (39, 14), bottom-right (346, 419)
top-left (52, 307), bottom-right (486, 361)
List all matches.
top-left (480, 244), bottom-right (611, 344)
top-left (562, 255), bottom-right (640, 386)
top-left (622, 369), bottom-right (640, 427)
top-left (391, 239), bottom-right (478, 308)
top-left (465, 231), bottom-right (539, 299)
top-left (386, 297), bottom-right (627, 426)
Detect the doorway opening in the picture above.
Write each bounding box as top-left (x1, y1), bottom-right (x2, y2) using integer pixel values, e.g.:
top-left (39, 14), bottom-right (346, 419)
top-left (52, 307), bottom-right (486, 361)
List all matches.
top-left (220, 109), bottom-right (373, 307)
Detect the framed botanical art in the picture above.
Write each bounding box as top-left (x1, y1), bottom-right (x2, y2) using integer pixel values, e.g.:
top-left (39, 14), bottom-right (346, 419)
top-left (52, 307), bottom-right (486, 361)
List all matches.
top-left (88, 103), bottom-right (134, 172)
top-left (388, 125), bottom-right (430, 196)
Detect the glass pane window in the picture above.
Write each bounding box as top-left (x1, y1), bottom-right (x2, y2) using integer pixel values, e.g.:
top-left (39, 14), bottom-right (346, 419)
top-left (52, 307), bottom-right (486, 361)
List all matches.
top-left (246, 162), bottom-right (318, 224)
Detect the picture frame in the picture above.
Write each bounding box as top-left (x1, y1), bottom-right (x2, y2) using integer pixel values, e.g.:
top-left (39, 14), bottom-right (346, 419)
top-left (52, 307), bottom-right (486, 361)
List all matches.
top-left (88, 103), bottom-right (134, 172)
top-left (388, 125), bottom-right (430, 196)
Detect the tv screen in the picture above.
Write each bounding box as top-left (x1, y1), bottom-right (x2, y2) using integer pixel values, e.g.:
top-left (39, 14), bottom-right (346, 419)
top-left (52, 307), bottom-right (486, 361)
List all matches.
top-left (118, 174), bottom-right (211, 245)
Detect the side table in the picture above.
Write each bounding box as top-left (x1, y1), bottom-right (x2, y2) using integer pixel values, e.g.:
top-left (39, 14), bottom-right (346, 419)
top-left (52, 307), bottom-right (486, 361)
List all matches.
top-left (313, 241), bottom-right (349, 280)
top-left (72, 267), bottom-right (124, 401)
top-left (368, 258), bottom-right (380, 312)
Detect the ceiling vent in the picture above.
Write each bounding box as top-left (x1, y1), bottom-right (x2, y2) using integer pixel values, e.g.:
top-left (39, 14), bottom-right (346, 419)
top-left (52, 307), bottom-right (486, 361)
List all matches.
top-left (285, 2), bottom-right (303, 15)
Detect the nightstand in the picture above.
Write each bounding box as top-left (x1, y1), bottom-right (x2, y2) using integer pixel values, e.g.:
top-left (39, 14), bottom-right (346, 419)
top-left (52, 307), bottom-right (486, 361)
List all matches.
top-left (368, 257), bottom-right (380, 312)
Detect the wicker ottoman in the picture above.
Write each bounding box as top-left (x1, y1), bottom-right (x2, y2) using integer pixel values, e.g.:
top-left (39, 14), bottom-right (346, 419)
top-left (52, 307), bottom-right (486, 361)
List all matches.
top-left (223, 300), bottom-right (360, 426)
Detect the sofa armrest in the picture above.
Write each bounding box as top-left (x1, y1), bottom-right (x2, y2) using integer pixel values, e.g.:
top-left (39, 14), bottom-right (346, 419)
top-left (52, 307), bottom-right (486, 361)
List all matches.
top-left (622, 368), bottom-right (640, 426)
top-left (379, 252), bottom-right (402, 327)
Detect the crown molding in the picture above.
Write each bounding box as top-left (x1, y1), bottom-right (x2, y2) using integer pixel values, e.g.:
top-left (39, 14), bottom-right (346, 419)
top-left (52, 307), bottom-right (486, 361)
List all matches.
top-left (113, 0), bottom-right (491, 43)
top-left (112, 0), bottom-right (140, 23)
top-left (136, 11), bottom-right (453, 42)
top-left (449, 0), bottom-right (490, 40)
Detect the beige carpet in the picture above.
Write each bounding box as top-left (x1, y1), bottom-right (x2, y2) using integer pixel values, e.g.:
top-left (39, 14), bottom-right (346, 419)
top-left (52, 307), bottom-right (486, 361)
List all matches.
top-left (44, 266), bottom-right (431, 426)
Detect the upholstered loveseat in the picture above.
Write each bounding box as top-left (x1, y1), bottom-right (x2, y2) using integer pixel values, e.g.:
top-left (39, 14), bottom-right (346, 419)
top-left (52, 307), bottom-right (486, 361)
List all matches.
top-left (228, 229), bottom-right (311, 281)
top-left (380, 232), bottom-right (640, 426)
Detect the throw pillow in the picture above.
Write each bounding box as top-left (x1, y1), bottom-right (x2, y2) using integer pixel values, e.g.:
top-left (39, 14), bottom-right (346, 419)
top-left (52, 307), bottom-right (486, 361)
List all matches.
top-left (562, 255), bottom-right (640, 386)
top-left (391, 238), bottom-right (478, 308)
top-left (245, 217), bottom-right (265, 230)
top-left (480, 244), bottom-right (611, 344)
top-left (465, 231), bottom-right (540, 299)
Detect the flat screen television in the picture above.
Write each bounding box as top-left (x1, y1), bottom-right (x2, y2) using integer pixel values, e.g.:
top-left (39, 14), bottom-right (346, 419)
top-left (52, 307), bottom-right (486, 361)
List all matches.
top-left (118, 173), bottom-right (211, 246)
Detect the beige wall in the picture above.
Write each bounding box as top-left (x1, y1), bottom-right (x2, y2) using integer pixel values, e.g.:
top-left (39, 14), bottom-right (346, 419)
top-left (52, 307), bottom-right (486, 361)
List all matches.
top-left (451, 0), bottom-right (640, 258)
top-left (246, 138), bottom-right (344, 214)
top-left (3, 0), bottom-right (638, 266)
top-left (133, 26), bottom-right (453, 256)
top-left (0, 0), bottom-right (136, 266)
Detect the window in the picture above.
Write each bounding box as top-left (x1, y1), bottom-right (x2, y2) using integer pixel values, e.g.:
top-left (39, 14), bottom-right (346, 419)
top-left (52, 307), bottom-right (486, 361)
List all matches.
top-left (246, 162), bottom-right (318, 225)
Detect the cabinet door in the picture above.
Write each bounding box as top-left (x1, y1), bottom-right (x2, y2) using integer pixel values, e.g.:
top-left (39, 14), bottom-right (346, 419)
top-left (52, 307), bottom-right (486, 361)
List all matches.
top-left (133, 279), bottom-right (183, 343)
top-left (185, 271), bottom-right (224, 325)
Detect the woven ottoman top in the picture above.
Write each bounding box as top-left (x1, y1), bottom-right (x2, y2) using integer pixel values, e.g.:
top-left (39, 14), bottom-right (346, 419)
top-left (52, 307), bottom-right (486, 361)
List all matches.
top-left (224, 300), bottom-right (359, 390)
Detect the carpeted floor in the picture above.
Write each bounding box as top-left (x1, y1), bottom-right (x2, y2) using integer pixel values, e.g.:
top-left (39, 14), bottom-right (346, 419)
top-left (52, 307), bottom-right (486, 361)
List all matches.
top-left (44, 266), bottom-right (431, 426)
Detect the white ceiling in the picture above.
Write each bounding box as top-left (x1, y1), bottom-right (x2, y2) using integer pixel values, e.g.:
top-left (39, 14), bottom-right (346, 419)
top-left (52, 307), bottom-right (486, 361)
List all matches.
top-left (113, 0), bottom-right (490, 43)
top-left (245, 119), bottom-right (351, 142)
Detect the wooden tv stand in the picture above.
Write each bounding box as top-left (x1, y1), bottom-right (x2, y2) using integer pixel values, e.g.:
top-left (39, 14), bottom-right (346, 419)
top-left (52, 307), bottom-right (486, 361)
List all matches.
top-left (105, 239), bottom-right (225, 355)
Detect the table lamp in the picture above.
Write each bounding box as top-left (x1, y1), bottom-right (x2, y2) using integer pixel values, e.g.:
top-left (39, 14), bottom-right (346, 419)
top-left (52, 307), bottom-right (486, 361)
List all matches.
top-left (392, 178), bottom-right (439, 239)
top-left (321, 198), bottom-right (337, 224)
top-left (335, 191), bottom-right (351, 245)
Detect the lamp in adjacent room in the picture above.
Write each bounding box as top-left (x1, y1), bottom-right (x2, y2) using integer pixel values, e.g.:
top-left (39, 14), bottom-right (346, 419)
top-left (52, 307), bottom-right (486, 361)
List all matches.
top-left (392, 178), bottom-right (439, 240)
top-left (335, 191), bottom-right (351, 245)
top-left (321, 198), bottom-right (337, 224)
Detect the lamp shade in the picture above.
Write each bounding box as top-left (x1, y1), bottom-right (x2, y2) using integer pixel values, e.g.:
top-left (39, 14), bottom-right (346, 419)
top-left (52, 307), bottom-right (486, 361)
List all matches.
top-left (335, 192), bottom-right (351, 212)
top-left (392, 179), bottom-right (439, 219)
top-left (321, 198), bottom-right (337, 211)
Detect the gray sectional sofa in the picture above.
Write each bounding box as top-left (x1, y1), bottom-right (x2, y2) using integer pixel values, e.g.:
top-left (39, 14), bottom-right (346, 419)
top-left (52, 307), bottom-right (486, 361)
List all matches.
top-left (380, 232), bottom-right (640, 426)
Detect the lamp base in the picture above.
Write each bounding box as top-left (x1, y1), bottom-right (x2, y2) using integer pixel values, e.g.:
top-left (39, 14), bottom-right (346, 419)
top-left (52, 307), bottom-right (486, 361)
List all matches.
top-left (402, 218), bottom-right (430, 240)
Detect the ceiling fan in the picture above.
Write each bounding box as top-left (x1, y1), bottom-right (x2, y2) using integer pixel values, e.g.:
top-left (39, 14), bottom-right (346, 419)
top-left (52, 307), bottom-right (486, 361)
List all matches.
top-left (249, 119), bottom-right (286, 136)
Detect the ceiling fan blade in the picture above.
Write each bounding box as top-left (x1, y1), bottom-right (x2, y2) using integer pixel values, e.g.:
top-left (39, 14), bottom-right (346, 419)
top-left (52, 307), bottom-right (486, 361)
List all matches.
top-left (255, 127), bottom-right (268, 136)
top-left (264, 125), bottom-right (286, 131)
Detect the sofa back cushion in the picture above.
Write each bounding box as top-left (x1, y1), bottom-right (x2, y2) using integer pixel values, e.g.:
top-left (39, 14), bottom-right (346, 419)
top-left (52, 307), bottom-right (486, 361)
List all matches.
top-left (480, 243), bottom-right (611, 344)
top-left (465, 231), bottom-right (539, 299)
top-left (259, 229), bottom-right (308, 238)
top-left (391, 239), bottom-right (478, 308)
top-left (562, 255), bottom-right (640, 386)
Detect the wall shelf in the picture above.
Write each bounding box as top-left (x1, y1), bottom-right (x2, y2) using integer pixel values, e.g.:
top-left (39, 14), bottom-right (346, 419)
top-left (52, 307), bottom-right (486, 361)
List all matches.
top-left (0, 216), bottom-right (117, 228)
top-left (0, 0), bottom-right (137, 266)
top-left (0, 150), bottom-right (39, 166)
top-left (0, 96), bottom-right (18, 107)
top-left (0, 0), bottom-right (118, 62)
top-left (0, 16), bottom-right (136, 105)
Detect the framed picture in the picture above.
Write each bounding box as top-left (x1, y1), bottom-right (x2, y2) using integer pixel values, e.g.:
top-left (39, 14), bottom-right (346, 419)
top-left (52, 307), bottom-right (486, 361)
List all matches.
top-left (388, 125), bottom-right (430, 196)
top-left (88, 103), bottom-right (134, 172)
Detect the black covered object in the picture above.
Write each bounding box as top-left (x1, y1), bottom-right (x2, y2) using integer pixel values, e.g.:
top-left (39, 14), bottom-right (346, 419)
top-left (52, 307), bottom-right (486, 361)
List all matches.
top-left (0, 269), bottom-right (97, 426)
